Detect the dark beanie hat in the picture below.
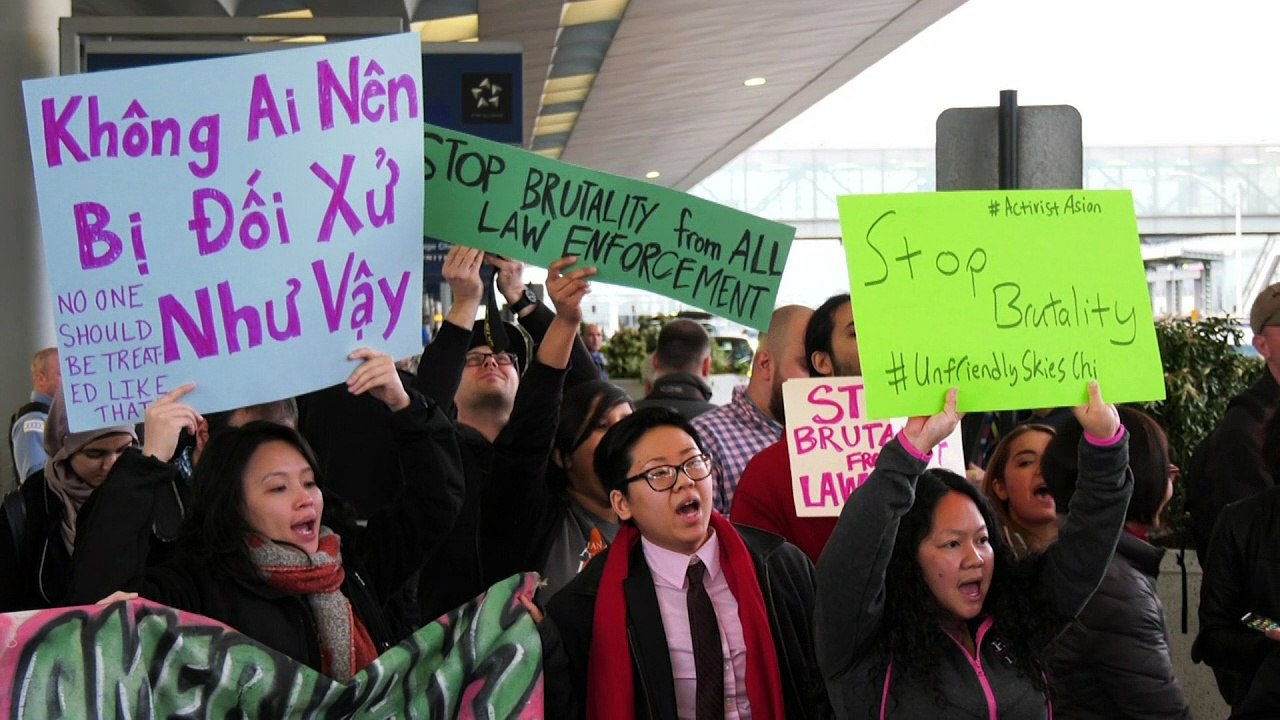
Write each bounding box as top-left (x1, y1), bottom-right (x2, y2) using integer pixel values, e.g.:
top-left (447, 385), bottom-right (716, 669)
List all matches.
top-left (469, 318), bottom-right (533, 374)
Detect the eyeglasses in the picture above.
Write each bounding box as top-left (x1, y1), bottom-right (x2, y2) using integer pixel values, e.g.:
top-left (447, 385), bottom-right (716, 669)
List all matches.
top-left (625, 453), bottom-right (715, 492)
top-left (464, 351), bottom-right (517, 367)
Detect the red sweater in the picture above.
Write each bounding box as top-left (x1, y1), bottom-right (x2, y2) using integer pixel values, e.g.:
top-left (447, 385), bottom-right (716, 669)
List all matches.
top-left (729, 439), bottom-right (837, 564)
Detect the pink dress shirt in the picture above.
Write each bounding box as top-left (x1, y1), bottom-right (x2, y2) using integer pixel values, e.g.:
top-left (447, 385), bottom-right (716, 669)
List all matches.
top-left (641, 530), bottom-right (752, 719)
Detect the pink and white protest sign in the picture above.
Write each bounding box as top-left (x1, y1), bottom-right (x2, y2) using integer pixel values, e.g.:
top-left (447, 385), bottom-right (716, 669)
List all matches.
top-left (784, 377), bottom-right (964, 517)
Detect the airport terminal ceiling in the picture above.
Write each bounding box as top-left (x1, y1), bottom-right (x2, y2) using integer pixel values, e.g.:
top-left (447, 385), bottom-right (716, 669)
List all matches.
top-left (70, 0), bottom-right (965, 190)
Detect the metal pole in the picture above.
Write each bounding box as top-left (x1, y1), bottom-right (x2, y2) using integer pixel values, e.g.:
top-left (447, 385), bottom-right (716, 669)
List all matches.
top-left (1235, 180), bottom-right (1243, 313)
top-left (998, 89), bottom-right (1019, 189)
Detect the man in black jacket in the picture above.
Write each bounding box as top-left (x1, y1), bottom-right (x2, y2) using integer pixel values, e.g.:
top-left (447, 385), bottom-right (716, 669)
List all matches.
top-left (1195, 483), bottom-right (1280, 712)
top-left (411, 246), bottom-right (600, 621)
top-left (1187, 283), bottom-right (1280, 561)
top-left (635, 319), bottom-right (717, 420)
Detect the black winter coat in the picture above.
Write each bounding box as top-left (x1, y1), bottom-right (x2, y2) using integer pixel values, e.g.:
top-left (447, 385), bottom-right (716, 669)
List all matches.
top-left (1194, 483), bottom-right (1280, 711)
top-left (634, 373), bottom-right (717, 420)
top-left (1045, 531), bottom-right (1190, 718)
top-left (0, 472), bottom-right (70, 611)
top-left (66, 392), bottom-right (464, 668)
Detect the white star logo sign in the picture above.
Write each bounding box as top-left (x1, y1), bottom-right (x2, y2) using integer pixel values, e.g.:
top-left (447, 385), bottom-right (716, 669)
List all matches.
top-left (471, 77), bottom-right (503, 109)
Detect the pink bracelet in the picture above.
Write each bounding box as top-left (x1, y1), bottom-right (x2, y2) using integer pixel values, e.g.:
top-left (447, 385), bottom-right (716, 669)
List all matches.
top-left (896, 431), bottom-right (933, 462)
top-left (1084, 426), bottom-right (1126, 447)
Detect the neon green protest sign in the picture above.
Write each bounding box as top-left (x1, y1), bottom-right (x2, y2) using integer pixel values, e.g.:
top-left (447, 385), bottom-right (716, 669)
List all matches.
top-left (838, 190), bottom-right (1165, 419)
top-left (422, 124), bottom-right (795, 331)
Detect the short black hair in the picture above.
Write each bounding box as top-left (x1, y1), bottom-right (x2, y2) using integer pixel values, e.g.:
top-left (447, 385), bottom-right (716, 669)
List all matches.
top-left (655, 319), bottom-right (710, 374)
top-left (204, 398), bottom-right (299, 438)
top-left (594, 406), bottom-right (705, 495)
top-left (804, 293), bottom-right (851, 376)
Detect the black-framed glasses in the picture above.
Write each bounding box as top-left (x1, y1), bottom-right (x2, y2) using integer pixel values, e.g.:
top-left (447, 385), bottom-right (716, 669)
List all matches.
top-left (464, 351), bottom-right (517, 367)
top-left (625, 453), bottom-right (715, 492)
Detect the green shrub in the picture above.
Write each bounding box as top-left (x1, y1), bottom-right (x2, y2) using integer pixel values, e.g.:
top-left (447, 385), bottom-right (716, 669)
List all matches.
top-left (1137, 316), bottom-right (1261, 541)
top-left (602, 314), bottom-right (737, 378)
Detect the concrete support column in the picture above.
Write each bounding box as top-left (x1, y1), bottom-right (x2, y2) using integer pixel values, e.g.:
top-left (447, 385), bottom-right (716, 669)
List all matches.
top-left (1, 1), bottom-right (68, 491)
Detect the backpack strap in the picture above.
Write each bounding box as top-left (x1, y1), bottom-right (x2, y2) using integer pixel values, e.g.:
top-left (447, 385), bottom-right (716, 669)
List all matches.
top-left (3, 490), bottom-right (26, 558)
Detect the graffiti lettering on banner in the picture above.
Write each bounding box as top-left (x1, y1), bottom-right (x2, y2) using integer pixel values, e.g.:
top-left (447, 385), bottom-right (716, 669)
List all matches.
top-left (23, 33), bottom-right (424, 431)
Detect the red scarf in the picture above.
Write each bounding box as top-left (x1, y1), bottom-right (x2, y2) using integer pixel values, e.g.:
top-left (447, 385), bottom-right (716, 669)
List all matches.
top-left (249, 531), bottom-right (378, 680)
top-left (587, 513), bottom-right (786, 719)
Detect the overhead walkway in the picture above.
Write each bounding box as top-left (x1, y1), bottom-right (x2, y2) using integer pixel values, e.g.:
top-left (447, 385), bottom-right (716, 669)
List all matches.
top-left (692, 144), bottom-right (1280, 316)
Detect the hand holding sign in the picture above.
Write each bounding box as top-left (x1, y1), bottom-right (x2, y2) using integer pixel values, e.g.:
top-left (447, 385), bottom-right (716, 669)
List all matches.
top-left (441, 246), bottom-right (485, 330)
top-left (545, 256), bottom-right (596, 327)
top-left (422, 125), bottom-right (795, 331)
top-left (141, 383), bottom-right (202, 462)
top-left (902, 387), bottom-right (962, 456)
top-left (444, 246), bottom-right (486, 306)
top-left (346, 348), bottom-right (410, 412)
top-left (783, 377), bottom-right (965, 517)
top-left (24, 34), bottom-right (425, 431)
top-left (490, 255), bottom-right (529, 307)
top-left (1072, 380), bottom-right (1120, 441)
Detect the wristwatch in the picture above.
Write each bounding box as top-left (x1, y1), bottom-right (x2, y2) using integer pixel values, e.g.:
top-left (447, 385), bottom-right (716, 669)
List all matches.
top-left (508, 285), bottom-right (538, 314)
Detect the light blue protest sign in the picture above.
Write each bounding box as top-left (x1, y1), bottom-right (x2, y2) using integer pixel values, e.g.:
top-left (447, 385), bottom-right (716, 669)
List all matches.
top-left (24, 34), bottom-right (424, 431)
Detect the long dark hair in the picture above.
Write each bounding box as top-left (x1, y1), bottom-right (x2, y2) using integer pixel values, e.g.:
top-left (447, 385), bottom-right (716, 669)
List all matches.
top-left (178, 421), bottom-right (348, 580)
top-left (548, 381), bottom-right (633, 496)
top-left (1045, 407), bottom-right (1169, 527)
top-left (981, 423), bottom-right (1056, 556)
top-left (877, 469), bottom-right (1053, 709)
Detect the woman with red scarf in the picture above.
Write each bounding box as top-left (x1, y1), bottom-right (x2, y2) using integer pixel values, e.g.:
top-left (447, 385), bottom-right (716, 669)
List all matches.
top-left (542, 406), bottom-right (830, 719)
top-left (74, 349), bottom-right (464, 680)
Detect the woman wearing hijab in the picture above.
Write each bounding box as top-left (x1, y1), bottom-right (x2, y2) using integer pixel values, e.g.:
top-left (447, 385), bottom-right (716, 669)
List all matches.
top-left (0, 391), bottom-right (136, 611)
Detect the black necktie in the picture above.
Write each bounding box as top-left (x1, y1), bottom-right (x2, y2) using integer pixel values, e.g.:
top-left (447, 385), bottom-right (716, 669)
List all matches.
top-left (686, 560), bottom-right (724, 720)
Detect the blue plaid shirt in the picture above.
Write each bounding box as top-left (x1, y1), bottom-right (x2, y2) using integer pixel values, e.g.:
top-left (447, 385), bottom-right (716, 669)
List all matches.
top-left (692, 385), bottom-right (782, 515)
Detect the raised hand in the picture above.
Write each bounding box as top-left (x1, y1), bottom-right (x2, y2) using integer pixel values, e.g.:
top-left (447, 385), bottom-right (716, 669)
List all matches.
top-left (347, 348), bottom-right (411, 412)
top-left (1072, 380), bottom-right (1121, 440)
top-left (441, 246), bottom-right (485, 331)
top-left (545, 255), bottom-right (597, 326)
top-left (443, 245), bottom-right (485, 305)
top-left (142, 383), bottom-right (202, 462)
top-left (902, 387), bottom-right (961, 455)
top-left (488, 254), bottom-right (528, 305)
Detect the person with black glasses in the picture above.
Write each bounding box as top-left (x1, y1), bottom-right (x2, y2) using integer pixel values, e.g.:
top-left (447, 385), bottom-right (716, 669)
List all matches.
top-left (410, 248), bottom-right (601, 622)
top-left (540, 406), bottom-right (831, 720)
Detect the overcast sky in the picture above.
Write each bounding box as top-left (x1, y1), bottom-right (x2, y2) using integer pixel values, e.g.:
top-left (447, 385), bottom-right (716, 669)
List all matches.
top-left (759, 0), bottom-right (1280, 150)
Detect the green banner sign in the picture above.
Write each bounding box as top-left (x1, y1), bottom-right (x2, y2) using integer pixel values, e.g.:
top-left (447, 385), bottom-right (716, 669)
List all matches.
top-left (838, 190), bottom-right (1165, 419)
top-left (422, 125), bottom-right (795, 331)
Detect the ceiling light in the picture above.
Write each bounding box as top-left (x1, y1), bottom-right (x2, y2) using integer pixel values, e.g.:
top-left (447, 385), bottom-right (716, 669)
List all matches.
top-left (259, 9), bottom-right (313, 19)
top-left (411, 15), bottom-right (480, 43)
top-left (562, 0), bottom-right (630, 26)
top-left (743, 77), bottom-right (767, 87)
top-left (645, 171), bottom-right (661, 179)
